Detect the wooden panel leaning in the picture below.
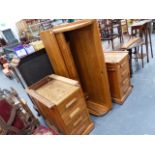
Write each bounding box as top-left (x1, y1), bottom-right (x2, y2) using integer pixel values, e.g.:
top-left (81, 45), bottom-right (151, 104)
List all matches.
top-left (40, 19), bottom-right (112, 116)
top-left (26, 74), bottom-right (94, 135)
top-left (104, 52), bottom-right (133, 104)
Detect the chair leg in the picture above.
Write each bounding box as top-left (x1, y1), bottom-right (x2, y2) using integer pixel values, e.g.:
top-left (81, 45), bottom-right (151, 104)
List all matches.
top-left (119, 36), bottom-right (122, 44)
top-left (128, 49), bottom-right (133, 77)
top-left (144, 29), bottom-right (149, 63)
top-left (141, 44), bottom-right (144, 68)
top-left (148, 25), bottom-right (153, 58)
top-left (111, 39), bottom-right (114, 50)
top-left (135, 47), bottom-right (138, 62)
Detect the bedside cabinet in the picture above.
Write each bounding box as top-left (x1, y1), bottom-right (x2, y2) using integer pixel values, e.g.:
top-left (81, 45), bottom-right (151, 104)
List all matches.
top-left (104, 52), bottom-right (133, 104)
top-left (26, 74), bottom-right (94, 135)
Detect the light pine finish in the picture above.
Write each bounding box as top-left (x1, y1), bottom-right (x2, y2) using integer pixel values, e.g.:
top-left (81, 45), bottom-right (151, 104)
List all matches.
top-left (104, 52), bottom-right (133, 104)
top-left (40, 20), bottom-right (112, 116)
top-left (26, 74), bottom-right (94, 135)
top-left (121, 37), bottom-right (140, 50)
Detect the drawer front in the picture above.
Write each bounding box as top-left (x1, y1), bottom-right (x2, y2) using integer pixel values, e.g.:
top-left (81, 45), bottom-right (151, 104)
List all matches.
top-left (120, 68), bottom-right (130, 81)
top-left (67, 109), bottom-right (89, 133)
top-left (61, 97), bottom-right (86, 125)
top-left (71, 119), bottom-right (91, 135)
top-left (120, 57), bottom-right (129, 72)
top-left (121, 77), bottom-right (130, 95)
top-left (57, 89), bottom-right (83, 114)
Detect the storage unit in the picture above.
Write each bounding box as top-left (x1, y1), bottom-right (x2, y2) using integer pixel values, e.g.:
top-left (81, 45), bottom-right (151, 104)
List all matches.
top-left (16, 19), bottom-right (53, 37)
top-left (104, 52), bottom-right (132, 104)
top-left (16, 19), bottom-right (40, 35)
top-left (40, 19), bottom-right (112, 116)
top-left (26, 74), bottom-right (94, 135)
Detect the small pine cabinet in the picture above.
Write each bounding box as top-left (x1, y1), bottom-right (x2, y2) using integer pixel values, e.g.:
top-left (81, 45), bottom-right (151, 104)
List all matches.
top-left (104, 52), bottom-right (133, 104)
top-left (26, 74), bottom-right (94, 135)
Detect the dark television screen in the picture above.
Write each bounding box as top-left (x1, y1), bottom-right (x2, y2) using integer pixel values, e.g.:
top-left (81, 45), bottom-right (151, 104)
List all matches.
top-left (17, 48), bottom-right (54, 86)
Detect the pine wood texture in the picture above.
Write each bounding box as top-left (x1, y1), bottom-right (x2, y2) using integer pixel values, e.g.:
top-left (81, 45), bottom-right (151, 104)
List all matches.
top-left (40, 19), bottom-right (112, 116)
top-left (104, 52), bottom-right (133, 104)
top-left (121, 37), bottom-right (140, 49)
top-left (26, 74), bottom-right (94, 135)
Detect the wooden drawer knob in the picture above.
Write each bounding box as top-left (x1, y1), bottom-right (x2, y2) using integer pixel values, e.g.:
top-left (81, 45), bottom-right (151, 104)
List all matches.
top-left (70, 107), bottom-right (81, 119)
top-left (65, 98), bottom-right (77, 109)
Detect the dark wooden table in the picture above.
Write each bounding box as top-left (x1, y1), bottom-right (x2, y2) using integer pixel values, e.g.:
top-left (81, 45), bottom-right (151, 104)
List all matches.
top-left (130, 20), bottom-right (153, 62)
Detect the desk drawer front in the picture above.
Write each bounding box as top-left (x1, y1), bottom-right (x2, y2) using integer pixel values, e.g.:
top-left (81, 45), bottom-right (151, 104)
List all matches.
top-left (120, 57), bottom-right (129, 71)
top-left (120, 68), bottom-right (130, 81)
top-left (71, 119), bottom-right (91, 135)
top-left (57, 89), bottom-right (82, 114)
top-left (61, 97), bottom-right (86, 125)
top-left (121, 77), bottom-right (130, 94)
top-left (67, 109), bottom-right (89, 133)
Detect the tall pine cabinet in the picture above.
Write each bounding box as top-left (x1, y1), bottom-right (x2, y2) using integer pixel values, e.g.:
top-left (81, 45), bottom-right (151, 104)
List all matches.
top-left (40, 19), bottom-right (112, 116)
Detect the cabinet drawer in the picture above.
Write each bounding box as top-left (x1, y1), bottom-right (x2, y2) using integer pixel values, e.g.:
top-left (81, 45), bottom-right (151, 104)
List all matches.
top-left (67, 109), bottom-right (89, 133)
top-left (120, 58), bottom-right (128, 71)
top-left (121, 77), bottom-right (130, 94)
top-left (71, 119), bottom-right (91, 135)
top-left (61, 98), bottom-right (86, 125)
top-left (120, 68), bottom-right (130, 81)
top-left (57, 89), bottom-right (82, 114)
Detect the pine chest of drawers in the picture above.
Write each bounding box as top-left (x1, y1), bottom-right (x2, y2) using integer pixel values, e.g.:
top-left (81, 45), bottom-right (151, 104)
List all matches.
top-left (104, 52), bottom-right (133, 104)
top-left (26, 74), bottom-right (94, 135)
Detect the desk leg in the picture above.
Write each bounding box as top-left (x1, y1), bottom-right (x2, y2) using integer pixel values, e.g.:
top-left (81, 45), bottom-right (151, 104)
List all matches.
top-left (144, 28), bottom-right (149, 63)
top-left (148, 24), bottom-right (153, 58)
top-left (128, 49), bottom-right (133, 77)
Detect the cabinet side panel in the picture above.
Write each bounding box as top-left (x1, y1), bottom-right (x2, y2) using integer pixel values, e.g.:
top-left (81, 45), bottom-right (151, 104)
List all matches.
top-left (106, 64), bottom-right (121, 98)
top-left (40, 31), bottom-right (70, 78)
top-left (32, 98), bottom-right (69, 134)
top-left (55, 33), bottom-right (80, 81)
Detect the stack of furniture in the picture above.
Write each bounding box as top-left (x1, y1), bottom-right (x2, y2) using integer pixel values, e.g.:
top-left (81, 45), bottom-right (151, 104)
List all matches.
top-left (40, 19), bottom-right (112, 116)
top-left (104, 52), bottom-right (132, 104)
top-left (27, 74), bottom-right (94, 135)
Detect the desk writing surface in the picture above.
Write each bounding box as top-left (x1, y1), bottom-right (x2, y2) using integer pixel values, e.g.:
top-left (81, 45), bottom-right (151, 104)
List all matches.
top-left (36, 80), bottom-right (79, 105)
top-left (130, 20), bottom-right (152, 27)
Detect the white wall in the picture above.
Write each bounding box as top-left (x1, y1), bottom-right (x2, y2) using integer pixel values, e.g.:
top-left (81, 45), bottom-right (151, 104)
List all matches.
top-left (0, 19), bottom-right (21, 41)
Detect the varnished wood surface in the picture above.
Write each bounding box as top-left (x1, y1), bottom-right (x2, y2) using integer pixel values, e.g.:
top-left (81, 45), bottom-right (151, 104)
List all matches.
top-left (53, 20), bottom-right (94, 33)
top-left (104, 52), bottom-right (128, 63)
top-left (40, 31), bottom-right (70, 78)
top-left (36, 80), bottom-right (79, 105)
top-left (130, 20), bottom-right (152, 27)
top-left (121, 37), bottom-right (140, 49)
top-left (27, 74), bottom-right (94, 134)
top-left (40, 19), bottom-right (112, 116)
top-left (104, 52), bottom-right (133, 104)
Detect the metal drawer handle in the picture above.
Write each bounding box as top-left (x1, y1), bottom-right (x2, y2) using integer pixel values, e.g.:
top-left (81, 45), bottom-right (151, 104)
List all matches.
top-left (70, 107), bottom-right (81, 119)
top-left (65, 98), bottom-right (77, 109)
top-left (73, 115), bottom-right (83, 127)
